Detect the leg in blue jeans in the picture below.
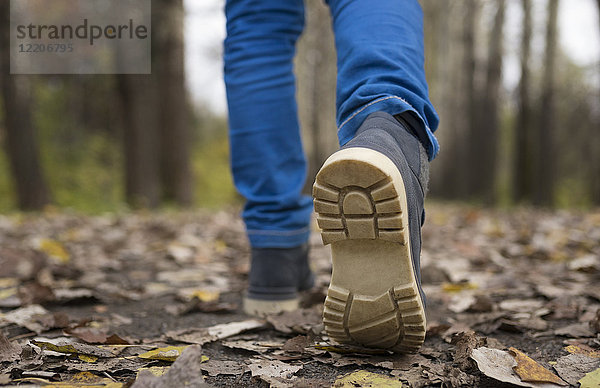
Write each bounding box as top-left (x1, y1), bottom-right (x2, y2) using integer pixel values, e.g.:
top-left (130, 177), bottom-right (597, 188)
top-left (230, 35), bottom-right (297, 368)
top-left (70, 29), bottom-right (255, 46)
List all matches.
top-left (224, 0), bottom-right (439, 248)
top-left (327, 0), bottom-right (439, 158)
top-left (224, 0), bottom-right (312, 248)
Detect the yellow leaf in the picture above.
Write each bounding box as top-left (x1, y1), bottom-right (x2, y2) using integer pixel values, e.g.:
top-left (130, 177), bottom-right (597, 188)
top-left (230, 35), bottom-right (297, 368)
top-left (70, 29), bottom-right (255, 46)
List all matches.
top-left (0, 287), bottom-right (17, 300)
top-left (32, 340), bottom-right (113, 358)
top-left (38, 238), bottom-right (70, 264)
top-left (136, 366), bottom-right (170, 377)
top-left (78, 355), bottom-right (98, 363)
top-left (137, 346), bottom-right (188, 362)
top-left (0, 278), bottom-right (18, 288)
top-left (579, 367), bottom-right (600, 388)
top-left (39, 371), bottom-right (124, 387)
top-left (442, 282), bottom-right (478, 292)
top-left (190, 290), bottom-right (220, 302)
top-left (565, 345), bottom-right (600, 358)
top-left (214, 239), bottom-right (227, 253)
top-left (333, 371), bottom-right (404, 387)
top-left (71, 372), bottom-right (101, 383)
top-left (509, 347), bottom-right (567, 386)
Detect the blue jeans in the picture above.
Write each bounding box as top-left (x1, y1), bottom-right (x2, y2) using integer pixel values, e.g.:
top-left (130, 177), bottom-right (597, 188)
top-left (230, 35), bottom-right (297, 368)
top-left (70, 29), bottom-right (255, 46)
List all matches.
top-left (224, 0), bottom-right (439, 248)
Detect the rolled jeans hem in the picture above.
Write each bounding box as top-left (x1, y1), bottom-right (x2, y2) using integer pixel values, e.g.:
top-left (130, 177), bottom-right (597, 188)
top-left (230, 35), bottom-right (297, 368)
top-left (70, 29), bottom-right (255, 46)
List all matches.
top-left (247, 227), bottom-right (311, 248)
top-left (337, 96), bottom-right (440, 160)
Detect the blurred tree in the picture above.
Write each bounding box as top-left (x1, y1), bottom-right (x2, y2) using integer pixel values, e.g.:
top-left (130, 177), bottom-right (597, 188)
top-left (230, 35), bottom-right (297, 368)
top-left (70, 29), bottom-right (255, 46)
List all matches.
top-left (118, 0), bottom-right (192, 208)
top-left (422, 0), bottom-right (463, 199)
top-left (296, 0), bottom-right (337, 194)
top-left (117, 74), bottom-right (160, 208)
top-left (534, 0), bottom-right (559, 206)
top-left (470, 0), bottom-right (505, 203)
top-left (154, 0), bottom-right (192, 205)
top-left (0, 1), bottom-right (52, 210)
top-left (595, 0), bottom-right (600, 204)
top-left (462, 0), bottom-right (481, 199)
top-left (513, 0), bottom-right (534, 203)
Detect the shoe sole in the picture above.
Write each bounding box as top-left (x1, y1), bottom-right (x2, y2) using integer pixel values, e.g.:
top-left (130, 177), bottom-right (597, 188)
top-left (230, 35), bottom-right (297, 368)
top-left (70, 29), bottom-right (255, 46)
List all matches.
top-left (312, 147), bottom-right (426, 353)
top-left (243, 297), bottom-right (299, 317)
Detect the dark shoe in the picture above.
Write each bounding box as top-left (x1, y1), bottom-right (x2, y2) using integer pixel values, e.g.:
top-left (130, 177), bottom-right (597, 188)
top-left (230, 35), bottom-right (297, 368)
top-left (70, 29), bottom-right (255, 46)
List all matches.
top-left (312, 111), bottom-right (428, 352)
top-left (243, 243), bottom-right (315, 316)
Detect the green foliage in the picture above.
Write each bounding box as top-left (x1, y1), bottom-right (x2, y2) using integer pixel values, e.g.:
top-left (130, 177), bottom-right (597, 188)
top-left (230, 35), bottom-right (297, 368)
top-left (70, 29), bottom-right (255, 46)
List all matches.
top-left (192, 120), bottom-right (242, 209)
top-left (0, 150), bottom-right (16, 213)
top-left (0, 77), bottom-right (242, 213)
top-left (32, 79), bottom-right (125, 213)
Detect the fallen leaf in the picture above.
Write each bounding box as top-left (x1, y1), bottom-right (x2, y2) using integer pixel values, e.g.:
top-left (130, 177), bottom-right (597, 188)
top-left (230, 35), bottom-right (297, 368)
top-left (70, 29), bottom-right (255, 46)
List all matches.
top-left (565, 344), bottom-right (600, 358)
top-left (53, 288), bottom-right (96, 304)
top-left (247, 358), bottom-right (302, 387)
top-left (266, 308), bottom-right (322, 334)
top-left (132, 346), bottom-right (211, 388)
top-left (201, 360), bottom-right (246, 377)
top-left (221, 339), bottom-right (284, 353)
top-left (190, 289), bottom-right (220, 302)
top-left (166, 319), bottom-right (265, 345)
top-left (553, 353), bottom-right (600, 385)
top-left (568, 255), bottom-right (599, 272)
top-left (136, 366), bottom-right (170, 377)
top-left (441, 282), bottom-right (478, 293)
top-left (333, 370), bottom-right (404, 387)
top-left (1, 304), bottom-right (50, 333)
top-left (138, 346), bottom-right (191, 362)
top-left (555, 323), bottom-right (595, 338)
top-left (16, 371), bottom-right (123, 387)
top-left (579, 367), bottom-right (600, 388)
top-left (282, 335), bottom-right (312, 353)
top-left (37, 238), bottom-right (70, 264)
top-left (471, 347), bottom-right (530, 387)
top-left (32, 339), bottom-right (115, 358)
top-left (78, 354), bottom-right (98, 363)
top-left (0, 332), bottom-right (21, 362)
top-left (450, 331), bottom-right (485, 369)
top-left (64, 327), bottom-right (130, 345)
top-left (207, 319), bottom-right (265, 339)
top-left (499, 299), bottom-right (545, 313)
top-left (509, 347), bottom-right (567, 385)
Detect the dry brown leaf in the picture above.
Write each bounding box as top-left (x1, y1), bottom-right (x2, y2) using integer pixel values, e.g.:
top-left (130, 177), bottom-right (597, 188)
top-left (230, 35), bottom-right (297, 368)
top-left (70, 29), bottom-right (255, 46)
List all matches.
top-left (553, 353), bottom-right (600, 386)
top-left (266, 308), bottom-right (322, 334)
top-left (64, 327), bottom-right (130, 345)
top-left (509, 347), bottom-right (567, 386)
top-left (131, 346), bottom-right (210, 388)
top-left (0, 332), bottom-right (21, 362)
top-left (333, 370), bottom-right (404, 387)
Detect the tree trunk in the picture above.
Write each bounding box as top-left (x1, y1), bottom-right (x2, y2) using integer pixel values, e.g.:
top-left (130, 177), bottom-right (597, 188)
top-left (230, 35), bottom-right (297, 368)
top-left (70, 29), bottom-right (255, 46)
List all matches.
top-left (534, 0), bottom-right (559, 206)
top-left (0, 1), bottom-right (52, 210)
top-left (154, 0), bottom-right (193, 206)
top-left (296, 0), bottom-right (337, 194)
top-left (470, 0), bottom-right (505, 203)
top-left (513, 0), bottom-right (533, 203)
top-left (422, 0), bottom-right (453, 198)
top-left (117, 75), bottom-right (161, 208)
top-left (594, 0), bottom-right (600, 204)
top-left (461, 0), bottom-right (480, 199)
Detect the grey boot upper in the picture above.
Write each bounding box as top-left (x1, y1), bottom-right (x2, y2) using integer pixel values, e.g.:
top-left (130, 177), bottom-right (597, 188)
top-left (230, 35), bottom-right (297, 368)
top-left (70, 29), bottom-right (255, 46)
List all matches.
top-left (341, 111), bottom-right (428, 302)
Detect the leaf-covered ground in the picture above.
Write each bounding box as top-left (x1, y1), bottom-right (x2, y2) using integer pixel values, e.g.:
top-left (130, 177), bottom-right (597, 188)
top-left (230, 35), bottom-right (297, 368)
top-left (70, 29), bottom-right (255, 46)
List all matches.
top-left (0, 203), bottom-right (599, 387)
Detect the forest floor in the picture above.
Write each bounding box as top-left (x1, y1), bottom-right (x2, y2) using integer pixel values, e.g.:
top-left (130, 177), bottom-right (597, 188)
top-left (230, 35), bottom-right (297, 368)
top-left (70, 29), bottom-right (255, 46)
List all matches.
top-left (0, 203), bottom-right (599, 387)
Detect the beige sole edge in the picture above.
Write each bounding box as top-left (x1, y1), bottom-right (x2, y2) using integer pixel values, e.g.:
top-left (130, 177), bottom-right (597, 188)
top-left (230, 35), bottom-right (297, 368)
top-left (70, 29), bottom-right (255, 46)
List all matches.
top-left (243, 297), bottom-right (299, 318)
top-left (313, 147), bottom-right (426, 353)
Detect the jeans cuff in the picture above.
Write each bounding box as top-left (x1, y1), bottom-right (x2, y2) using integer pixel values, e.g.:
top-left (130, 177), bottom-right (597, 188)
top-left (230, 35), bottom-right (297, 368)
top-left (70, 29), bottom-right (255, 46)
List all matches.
top-left (247, 226), bottom-right (311, 248)
top-left (337, 96), bottom-right (440, 161)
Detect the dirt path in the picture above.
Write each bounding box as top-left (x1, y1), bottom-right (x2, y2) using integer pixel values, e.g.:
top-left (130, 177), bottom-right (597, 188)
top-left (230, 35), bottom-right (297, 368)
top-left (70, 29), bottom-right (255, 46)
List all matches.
top-left (0, 204), bottom-right (598, 387)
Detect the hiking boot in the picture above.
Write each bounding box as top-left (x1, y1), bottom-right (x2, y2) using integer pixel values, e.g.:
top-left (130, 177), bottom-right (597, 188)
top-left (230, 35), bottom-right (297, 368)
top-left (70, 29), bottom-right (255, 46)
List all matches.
top-left (312, 111), bottom-right (428, 352)
top-left (243, 243), bottom-right (315, 317)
